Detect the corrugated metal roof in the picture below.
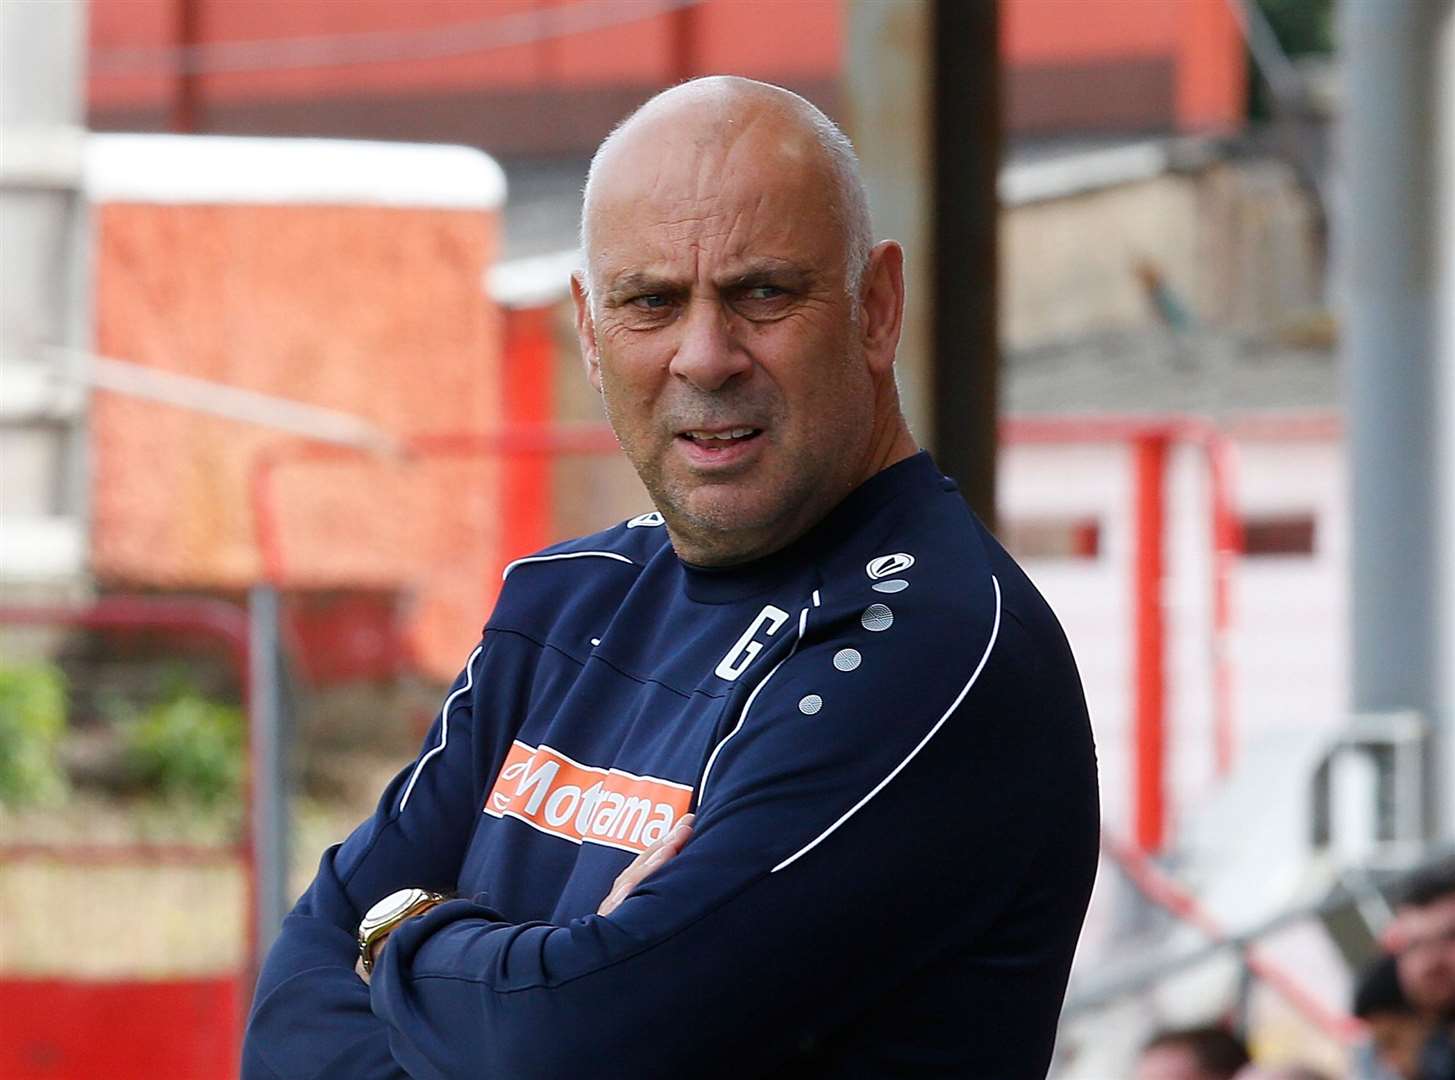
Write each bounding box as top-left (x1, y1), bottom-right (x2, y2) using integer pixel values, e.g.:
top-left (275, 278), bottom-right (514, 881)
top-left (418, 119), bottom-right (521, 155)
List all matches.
top-left (1005, 327), bottom-right (1338, 416)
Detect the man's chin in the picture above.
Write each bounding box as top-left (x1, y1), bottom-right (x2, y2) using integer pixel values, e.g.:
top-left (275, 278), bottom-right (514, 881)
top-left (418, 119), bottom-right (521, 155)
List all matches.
top-left (660, 492), bottom-right (797, 563)
top-left (1410, 983), bottom-right (1455, 1014)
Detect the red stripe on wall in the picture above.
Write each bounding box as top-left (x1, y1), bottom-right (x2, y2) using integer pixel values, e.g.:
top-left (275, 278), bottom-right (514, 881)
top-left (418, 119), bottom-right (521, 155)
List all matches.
top-left (502, 305), bottom-right (557, 562)
top-left (1132, 433), bottom-right (1168, 853)
top-left (0, 977), bottom-right (242, 1080)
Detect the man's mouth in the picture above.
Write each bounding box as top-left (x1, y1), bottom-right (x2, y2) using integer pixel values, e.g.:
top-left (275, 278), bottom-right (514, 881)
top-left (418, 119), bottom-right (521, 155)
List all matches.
top-left (678, 427), bottom-right (763, 450)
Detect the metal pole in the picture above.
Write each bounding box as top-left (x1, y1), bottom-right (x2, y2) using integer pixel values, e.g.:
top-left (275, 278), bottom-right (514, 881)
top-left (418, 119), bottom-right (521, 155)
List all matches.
top-left (842, 0), bottom-right (935, 447)
top-left (0, 0), bottom-right (91, 592)
top-left (1339, 0), bottom-right (1453, 838)
top-left (169, 0), bottom-right (201, 133)
top-left (1133, 433), bottom-right (1169, 852)
top-left (670, 0), bottom-right (698, 83)
top-left (1433, 1), bottom-right (1455, 838)
top-left (248, 584), bottom-right (289, 964)
top-left (501, 307), bottom-right (555, 560)
top-left (931, 0), bottom-right (1002, 529)
top-left (843, 0), bottom-right (1001, 523)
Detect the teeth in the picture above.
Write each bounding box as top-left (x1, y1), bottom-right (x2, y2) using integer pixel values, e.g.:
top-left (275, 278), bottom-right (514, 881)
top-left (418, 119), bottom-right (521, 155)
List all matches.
top-left (687, 428), bottom-right (756, 441)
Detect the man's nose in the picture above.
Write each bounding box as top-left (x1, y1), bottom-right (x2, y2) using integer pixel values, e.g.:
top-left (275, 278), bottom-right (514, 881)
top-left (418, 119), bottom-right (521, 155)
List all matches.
top-left (668, 299), bottom-right (752, 392)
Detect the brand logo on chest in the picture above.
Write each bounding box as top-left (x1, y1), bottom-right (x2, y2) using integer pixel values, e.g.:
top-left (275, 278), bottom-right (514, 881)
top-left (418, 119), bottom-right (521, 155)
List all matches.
top-left (866, 552), bottom-right (915, 579)
top-left (484, 740), bottom-right (693, 854)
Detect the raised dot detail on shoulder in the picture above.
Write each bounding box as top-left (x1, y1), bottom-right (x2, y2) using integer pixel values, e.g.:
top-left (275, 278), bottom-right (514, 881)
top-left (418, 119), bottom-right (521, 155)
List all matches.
top-left (798, 694), bottom-right (824, 716)
top-left (861, 603), bottom-right (894, 632)
top-left (833, 648), bottom-right (861, 672)
top-left (872, 579), bottom-right (909, 594)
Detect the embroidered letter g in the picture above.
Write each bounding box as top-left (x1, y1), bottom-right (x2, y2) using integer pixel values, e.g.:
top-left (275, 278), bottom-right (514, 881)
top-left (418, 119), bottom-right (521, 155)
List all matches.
top-left (714, 604), bottom-right (791, 682)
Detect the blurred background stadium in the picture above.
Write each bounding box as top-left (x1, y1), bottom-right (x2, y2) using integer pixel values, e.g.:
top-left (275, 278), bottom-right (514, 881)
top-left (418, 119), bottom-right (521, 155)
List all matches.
top-left (0, 1), bottom-right (1450, 1077)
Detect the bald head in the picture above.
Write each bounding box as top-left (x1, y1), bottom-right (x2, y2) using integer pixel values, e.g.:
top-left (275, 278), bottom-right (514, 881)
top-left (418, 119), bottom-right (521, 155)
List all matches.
top-left (580, 76), bottom-right (872, 302)
top-left (568, 76), bottom-right (912, 565)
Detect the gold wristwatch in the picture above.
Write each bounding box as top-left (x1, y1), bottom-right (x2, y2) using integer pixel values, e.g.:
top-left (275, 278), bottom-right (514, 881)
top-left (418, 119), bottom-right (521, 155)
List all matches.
top-left (358, 888), bottom-right (447, 973)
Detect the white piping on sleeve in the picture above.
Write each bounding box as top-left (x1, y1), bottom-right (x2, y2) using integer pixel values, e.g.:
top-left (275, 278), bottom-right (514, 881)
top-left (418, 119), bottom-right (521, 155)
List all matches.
top-left (771, 575), bottom-right (1003, 873)
top-left (398, 644), bottom-right (484, 812)
top-left (501, 550), bottom-right (634, 580)
top-left (698, 606), bottom-right (809, 800)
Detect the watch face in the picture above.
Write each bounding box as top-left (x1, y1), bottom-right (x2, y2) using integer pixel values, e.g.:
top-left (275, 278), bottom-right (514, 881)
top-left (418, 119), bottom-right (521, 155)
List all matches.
top-left (363, 888), bottom-right (431, 934)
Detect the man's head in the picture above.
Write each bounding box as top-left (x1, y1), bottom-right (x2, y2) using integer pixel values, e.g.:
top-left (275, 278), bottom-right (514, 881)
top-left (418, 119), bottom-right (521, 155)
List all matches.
top-left (1353, 952), bottom-right (1431, 1080)
top-left (1134, 1026), bottom-right (1250, 1080)
top-left (573, 76), bottom-right (914, 566)
top-left (1385, 859), bottom-right (1455, 1015)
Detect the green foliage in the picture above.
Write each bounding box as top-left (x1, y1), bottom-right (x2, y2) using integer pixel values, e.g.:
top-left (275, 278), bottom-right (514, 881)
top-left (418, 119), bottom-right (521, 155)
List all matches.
top-left (121, 687), bottom-right (244, 807)
top-left (1248, 0), bottom-right (1336, 122)
top-left (0, 662), bottom-right (69, 806)
top-left (1258, 0), bottom-right (1335, 57)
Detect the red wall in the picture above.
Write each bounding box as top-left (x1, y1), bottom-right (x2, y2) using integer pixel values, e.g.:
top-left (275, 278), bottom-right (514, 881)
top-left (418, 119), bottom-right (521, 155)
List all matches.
top-left (89, 0), bottom-right (841, 110)
top-left (0, 977), bottom-right (241, 1080)
top-left (87, 0), bottom-right (1243, 142)
top-left (91, 197), bottom-right (504, 681)
top-left (1001, 0), bottom-right (1244, 133)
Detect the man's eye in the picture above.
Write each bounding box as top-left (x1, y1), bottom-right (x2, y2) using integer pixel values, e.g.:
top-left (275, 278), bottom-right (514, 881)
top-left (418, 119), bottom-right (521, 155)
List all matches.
top-left (633, 294), bottom-right (670, 310)
top-left (744, 285), bottom-right (784, 301)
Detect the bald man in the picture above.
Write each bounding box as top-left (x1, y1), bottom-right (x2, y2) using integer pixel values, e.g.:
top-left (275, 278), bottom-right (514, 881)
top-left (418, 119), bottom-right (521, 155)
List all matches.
top-left (242, 77), bottom-right (1098, 1079)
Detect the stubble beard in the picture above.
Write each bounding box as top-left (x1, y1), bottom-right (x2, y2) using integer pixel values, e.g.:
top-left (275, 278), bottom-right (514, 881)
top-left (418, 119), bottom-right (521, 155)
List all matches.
top-left (603, 379), bottom-right (872, 567)
top-left (659, 445), bottom-right (833, 566)
top-left (603, 394), bottom-right (806, 566)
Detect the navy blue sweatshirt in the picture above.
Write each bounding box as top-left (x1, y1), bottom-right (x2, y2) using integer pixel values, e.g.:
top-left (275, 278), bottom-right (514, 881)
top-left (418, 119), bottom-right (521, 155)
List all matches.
top-left (242, 452), bottom-right (1099, 1079)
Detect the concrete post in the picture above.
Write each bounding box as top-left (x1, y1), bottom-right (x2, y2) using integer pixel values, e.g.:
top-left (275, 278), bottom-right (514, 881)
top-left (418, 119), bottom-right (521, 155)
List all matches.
top-left (1339, 0), bottom-right (1455, 837)
top-left (841, 0), bottom-right (935, 448)
top-left (1432, 2), bottom-right (1455, 836)
top-left (249, 584), bottom-right (290, 965)
top-left (842, 0), bottom-right (1001, 526)
top-left (0, 0), bottom-right (91, 588)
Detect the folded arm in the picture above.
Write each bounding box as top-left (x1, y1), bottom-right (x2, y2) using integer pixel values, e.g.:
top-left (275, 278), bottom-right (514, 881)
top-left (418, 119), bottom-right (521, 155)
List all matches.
top-left (370, 585), bottom-right (1089, 1078)
top-left (242, 643), bottom-right (491, 1080)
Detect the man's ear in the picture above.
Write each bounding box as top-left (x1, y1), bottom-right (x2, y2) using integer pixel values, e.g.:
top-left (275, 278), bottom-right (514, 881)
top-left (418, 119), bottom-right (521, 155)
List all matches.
top-left (570, 271), bottom-right (603, 392)
top-left (859, 240), bottom-right (905, 377)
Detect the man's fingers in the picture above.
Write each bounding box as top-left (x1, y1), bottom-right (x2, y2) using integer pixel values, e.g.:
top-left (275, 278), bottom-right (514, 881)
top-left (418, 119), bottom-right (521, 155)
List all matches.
top-left (597, 814), bottom-right (694, 916)
top-left (645, 815), bottom-right (693, 866)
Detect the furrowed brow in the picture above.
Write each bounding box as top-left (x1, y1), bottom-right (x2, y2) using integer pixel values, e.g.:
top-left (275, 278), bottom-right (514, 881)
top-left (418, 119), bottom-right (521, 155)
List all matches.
top-left (718, 262), bottom-right (813, 291)
top-left (602, 271), bottom-right (682, 302)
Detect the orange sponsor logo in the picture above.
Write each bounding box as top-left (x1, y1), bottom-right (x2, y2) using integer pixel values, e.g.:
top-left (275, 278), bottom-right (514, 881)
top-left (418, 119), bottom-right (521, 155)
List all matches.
top-left (484, 740), bottom-right (693, 855)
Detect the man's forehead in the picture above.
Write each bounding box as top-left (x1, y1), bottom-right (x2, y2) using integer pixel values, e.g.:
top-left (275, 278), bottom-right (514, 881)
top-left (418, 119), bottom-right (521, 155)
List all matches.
top-left (593, 127), bottom-right (819, 215)
top-left (1400, 893), bottom-right (1455, 927)
top-left (599, 82), bottom-right (814, 174)
top-left (587, 166), bottom-right (839, 289)
top-left (587, 96), bottom-right (836, 222)
top-left (588, 178), bottom-right (832, 268)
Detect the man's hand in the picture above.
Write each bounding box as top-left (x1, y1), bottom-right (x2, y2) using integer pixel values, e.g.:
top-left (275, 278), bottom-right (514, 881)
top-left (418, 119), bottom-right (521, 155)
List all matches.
top-left (598, 814), bottom-right (695, 917)
top-left (355, 819), bottom-right (695, 984)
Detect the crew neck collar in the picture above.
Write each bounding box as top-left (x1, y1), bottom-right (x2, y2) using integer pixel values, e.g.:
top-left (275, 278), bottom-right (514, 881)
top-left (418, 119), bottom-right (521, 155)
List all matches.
top-left (678, 451), bottom-right (946, 604)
